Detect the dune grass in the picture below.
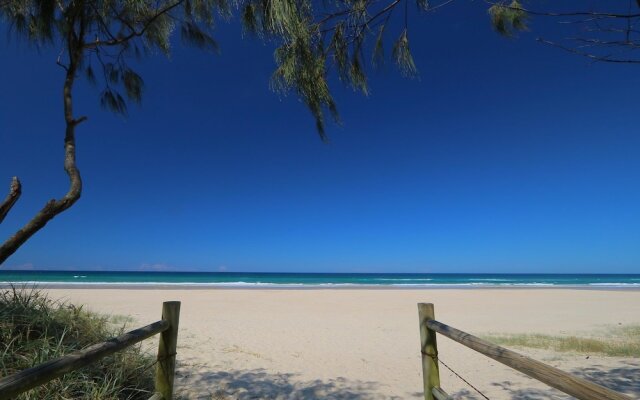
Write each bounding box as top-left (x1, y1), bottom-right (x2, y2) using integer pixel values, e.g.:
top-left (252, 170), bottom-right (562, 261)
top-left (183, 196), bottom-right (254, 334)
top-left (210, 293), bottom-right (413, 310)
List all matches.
top-left (482, 326), bottom-right (640, 357)
top-left (0, 287), bottom-right (156, 399)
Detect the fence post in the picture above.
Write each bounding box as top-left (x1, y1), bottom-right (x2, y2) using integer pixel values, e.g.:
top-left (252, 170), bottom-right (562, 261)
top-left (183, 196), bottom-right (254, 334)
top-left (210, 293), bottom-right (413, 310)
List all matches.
top-left (418, 303), bottom-right (440, 400)
top-left (155, 301), bottom-right (181, 400)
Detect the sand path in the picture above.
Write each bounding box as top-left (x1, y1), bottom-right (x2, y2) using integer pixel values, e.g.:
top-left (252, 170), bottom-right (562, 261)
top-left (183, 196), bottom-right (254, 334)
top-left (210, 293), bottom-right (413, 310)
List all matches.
top-left (46, 288), bottom-right (640, 399)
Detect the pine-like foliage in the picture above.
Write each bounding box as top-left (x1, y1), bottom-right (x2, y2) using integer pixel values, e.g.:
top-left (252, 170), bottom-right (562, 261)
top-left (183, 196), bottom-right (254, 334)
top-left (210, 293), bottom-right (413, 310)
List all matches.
top-left (488, 0), bottom-right (528, 37)
top-left (240, 0), bottom-right (438, 138)
top-left (0, 1), bottom-right (221, 116)
top-left (3, 1), bottom-right (638, 135)
top-left (0, 0), bottom-right (449, 138)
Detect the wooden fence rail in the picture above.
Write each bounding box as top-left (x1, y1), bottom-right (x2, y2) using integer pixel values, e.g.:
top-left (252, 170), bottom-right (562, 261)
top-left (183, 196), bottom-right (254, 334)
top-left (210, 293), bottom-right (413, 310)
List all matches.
top-left (418, 303), bottom-right (633, 400)
top-left (0, 301), bottom-right (180, 400)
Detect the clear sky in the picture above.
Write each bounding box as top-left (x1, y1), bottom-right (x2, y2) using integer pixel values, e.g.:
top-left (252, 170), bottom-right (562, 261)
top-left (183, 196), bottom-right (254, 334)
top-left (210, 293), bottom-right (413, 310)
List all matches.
top-left (1, 2), bottom-right (639, 273)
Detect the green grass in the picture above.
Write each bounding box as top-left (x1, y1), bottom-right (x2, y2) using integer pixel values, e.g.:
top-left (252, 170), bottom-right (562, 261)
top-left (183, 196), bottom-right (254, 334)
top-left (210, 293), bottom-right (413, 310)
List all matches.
top-left (482, 326), bottom-right (640, 357)
top-left (0, 287), bottom-right (156, 399)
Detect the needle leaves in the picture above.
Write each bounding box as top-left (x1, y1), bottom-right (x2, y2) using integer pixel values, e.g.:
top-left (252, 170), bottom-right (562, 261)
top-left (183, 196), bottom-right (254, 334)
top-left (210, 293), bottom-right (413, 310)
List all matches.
top-left (392, 29), bottom-right (417, 77)
top-left (0, 0), bottom-right (443, 138)
top-left (488, 0), bottom-right (528, 37)
top-left (0, 1), bottom-right (217, 117)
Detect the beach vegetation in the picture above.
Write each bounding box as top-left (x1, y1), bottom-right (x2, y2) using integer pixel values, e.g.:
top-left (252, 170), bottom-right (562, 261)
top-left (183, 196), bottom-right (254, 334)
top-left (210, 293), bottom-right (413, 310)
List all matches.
top-left (0, 287), bottom-right (156, 399)
top-left (482, 327), bottom-right (640, 358)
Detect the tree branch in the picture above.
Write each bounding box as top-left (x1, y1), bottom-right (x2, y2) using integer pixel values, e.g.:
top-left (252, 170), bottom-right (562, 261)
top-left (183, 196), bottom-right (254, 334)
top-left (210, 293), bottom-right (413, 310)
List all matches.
top-left (0, 8), bottom-right (86, 265)
top-left (84, 1), bottom-right (185, 49)
top-left (0, 177), bottom-right (21, 224)
top-left (485, 1), bottom-right (640, 19)
top-left (537, 37), bottom-right (640, 64)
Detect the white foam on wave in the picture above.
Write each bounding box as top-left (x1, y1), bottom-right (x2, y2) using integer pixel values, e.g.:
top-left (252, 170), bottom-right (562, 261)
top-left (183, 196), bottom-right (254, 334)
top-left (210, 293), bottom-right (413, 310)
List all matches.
top-left (471, 279), bottom-right (511, 282)
top-left (588, 283), bottom-right (640, 286)
top-left (0, 281), bottom-right (309, 287)
top-left (372, 278), bottom-right (434, 281)
top-left (1, 280), bottom-right (639, 288)
top-left (386, 282), bottom-right (557, 287)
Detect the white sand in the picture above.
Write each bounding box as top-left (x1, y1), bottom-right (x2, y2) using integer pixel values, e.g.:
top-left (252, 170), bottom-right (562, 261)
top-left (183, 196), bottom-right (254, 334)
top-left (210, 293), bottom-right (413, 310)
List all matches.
top-left (45, 289), bottom-right (640, 399)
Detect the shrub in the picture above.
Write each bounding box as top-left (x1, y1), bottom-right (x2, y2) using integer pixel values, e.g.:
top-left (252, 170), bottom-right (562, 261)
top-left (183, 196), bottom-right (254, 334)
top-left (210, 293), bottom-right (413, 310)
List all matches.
top-left (0, 287), bottom-right (156, 399)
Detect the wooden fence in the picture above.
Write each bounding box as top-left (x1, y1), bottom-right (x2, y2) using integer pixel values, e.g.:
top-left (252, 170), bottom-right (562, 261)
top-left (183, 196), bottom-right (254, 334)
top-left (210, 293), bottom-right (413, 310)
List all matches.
top-left (1, 300), bottom-right (632, 400)
top-left (418, 303), bottom-right (633, 400)
top-left (0, 301), bottom-right (181, 400)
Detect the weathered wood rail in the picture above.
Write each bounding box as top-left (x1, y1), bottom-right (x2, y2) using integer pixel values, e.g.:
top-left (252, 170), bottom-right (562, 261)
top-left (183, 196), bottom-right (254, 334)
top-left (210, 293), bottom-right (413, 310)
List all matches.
top-left (0, 301), bottom-right (180, 400)
top-left (418, 303), bottom-right (633, 400)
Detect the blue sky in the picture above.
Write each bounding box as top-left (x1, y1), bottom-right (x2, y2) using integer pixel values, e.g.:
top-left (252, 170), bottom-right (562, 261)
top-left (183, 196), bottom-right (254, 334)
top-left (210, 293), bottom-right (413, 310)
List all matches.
top-left (1, 2), bottom-right (639, 273)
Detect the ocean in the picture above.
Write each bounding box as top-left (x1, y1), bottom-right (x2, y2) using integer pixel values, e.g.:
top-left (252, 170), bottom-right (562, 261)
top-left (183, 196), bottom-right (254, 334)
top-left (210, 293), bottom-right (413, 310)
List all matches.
top-left (0, 271), bottom-right (639, 288)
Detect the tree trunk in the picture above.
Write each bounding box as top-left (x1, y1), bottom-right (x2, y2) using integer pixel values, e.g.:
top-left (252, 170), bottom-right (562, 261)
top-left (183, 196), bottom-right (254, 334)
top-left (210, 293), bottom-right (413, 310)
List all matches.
top-left (0, 39), bottom-right (84, 265)
top-left (0, 177), bottom-right (21, 224)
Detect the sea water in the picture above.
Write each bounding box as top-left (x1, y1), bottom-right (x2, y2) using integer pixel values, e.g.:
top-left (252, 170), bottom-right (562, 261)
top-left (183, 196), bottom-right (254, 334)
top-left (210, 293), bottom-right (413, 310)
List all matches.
top-left (0, 271), bottom-right (639, 288)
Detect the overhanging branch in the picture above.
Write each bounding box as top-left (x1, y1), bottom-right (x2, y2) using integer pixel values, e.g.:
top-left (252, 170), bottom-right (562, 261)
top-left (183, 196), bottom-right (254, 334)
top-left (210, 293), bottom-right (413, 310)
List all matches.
top-left (84, 1), bottom-right (185, 48)
top-left (537, 37), bottom-right (640, 64)
top-left (485, 1), bottom-right (640, 19)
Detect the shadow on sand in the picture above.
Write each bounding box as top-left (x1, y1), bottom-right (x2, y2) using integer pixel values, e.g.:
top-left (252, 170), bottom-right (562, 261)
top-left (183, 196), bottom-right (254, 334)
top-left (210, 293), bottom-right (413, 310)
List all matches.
top-left (175, 361), bottom-right (639, 399)
top-left (175, 366), bottom-right (409, 399)
top-left (449, 362), bottom-right (640, 400)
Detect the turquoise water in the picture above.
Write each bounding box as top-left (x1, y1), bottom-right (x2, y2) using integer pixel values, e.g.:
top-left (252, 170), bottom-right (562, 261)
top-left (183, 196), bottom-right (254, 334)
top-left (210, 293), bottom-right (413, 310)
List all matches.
top-left (0, 271), bottom-right (639, 287)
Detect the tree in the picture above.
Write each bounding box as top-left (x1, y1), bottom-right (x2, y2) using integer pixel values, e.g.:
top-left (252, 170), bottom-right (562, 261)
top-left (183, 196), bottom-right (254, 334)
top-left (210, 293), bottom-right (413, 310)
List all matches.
top-left (0, 0), bottom-right (637, 265)
top-left (0, 1), bottom-right (220, 264)
top-left (488, 1), bottom-right (640, 64)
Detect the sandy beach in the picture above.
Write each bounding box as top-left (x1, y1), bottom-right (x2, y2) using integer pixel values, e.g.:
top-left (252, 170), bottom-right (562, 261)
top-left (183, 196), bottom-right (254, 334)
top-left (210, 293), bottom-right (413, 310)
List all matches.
top-left (43, 288), bottom-right (640, 399)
